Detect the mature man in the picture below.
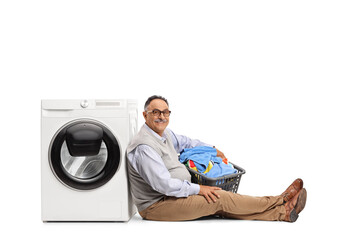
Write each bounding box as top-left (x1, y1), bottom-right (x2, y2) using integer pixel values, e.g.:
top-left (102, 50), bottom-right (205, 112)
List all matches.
top-left (126, 95), bottom-right (307, 222)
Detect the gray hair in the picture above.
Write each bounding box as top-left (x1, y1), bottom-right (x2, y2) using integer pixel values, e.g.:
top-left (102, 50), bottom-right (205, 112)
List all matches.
top-left (144, 95), bottom-right (169, 111)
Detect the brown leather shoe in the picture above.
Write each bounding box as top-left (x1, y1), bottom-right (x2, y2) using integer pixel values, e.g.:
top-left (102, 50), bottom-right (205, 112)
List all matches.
top-left (281, 178), bottom-right (303, 202)
top-left (284, 188), bottom-right (307, 222)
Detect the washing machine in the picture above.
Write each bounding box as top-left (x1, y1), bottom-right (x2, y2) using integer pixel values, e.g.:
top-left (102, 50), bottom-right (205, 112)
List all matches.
top-left (41, 99), bottom-right (137, 221)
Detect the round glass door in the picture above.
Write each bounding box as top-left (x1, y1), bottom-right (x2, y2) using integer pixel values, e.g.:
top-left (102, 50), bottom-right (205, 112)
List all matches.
top-left (60, 141), bottom-right (108, 180)
top-left (49, 119), bottom-right (121, 190)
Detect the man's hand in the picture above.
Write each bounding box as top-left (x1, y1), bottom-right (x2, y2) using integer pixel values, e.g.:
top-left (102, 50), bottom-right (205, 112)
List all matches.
top-left (215, 148), bottom-right (226, 159)
top-left (198, 185), bottom-right (221, 203)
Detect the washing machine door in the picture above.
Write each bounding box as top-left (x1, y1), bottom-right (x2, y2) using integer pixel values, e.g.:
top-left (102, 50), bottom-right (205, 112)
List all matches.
top-left (49, 119), bottom-right (121, 190)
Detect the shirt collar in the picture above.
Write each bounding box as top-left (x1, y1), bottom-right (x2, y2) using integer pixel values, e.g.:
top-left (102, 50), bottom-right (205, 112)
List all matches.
top-left (144, 123), bottom-right (167, 143)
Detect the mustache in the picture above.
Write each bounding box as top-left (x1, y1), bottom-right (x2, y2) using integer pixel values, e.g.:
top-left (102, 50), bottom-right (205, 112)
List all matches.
top-left (154, 119), bottom-right (168, 123)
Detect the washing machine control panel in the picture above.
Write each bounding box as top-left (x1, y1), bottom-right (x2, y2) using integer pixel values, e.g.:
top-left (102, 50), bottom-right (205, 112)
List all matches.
top-left (80, 100), bottom-right (89, 108)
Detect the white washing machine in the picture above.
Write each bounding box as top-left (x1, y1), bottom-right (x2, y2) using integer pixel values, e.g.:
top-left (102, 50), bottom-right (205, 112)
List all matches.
top-left (41, 99), bottom-right (137, 221)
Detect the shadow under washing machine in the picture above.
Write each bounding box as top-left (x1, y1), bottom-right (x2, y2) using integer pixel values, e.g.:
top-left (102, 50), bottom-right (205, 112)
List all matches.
top-left (41, 99), bottom-right (138, 221)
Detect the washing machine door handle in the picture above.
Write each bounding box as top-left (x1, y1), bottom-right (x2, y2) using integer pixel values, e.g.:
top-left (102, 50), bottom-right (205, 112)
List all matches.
top-left (65, 123), bottom-right (104, 157)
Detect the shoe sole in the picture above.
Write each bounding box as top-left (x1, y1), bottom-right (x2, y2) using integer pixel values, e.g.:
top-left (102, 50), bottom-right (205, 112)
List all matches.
top-left (295, 188), bottom-right (307, 215)
top-left (289, 209), bottom-right (298, 222)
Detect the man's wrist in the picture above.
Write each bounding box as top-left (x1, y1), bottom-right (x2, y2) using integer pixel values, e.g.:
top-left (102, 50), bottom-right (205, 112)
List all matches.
top-left (189, 183), bottom-right (200, 195)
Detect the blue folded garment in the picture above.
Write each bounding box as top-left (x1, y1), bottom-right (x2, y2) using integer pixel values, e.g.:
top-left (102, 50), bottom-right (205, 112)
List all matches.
top-left (179, 146), bottom-right (237, 178)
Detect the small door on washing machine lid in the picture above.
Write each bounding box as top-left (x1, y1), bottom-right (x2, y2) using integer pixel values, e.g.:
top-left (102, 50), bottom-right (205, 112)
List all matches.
top-left (49, 120), bottom-right (121, 190)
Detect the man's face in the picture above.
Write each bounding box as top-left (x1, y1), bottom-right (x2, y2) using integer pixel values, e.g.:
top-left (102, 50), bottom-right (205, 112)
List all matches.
top-left (143, 99), bottom-right (170, 136)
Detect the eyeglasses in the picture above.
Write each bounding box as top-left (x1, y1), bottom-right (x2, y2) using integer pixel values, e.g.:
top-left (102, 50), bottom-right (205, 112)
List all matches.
top-left (146, 109), bottom-right (171, 117)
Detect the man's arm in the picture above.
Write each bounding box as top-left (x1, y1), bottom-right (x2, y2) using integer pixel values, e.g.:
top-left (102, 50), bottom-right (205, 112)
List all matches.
top-left (167, 129), bottom-right (212, 153)
top-left (127, 145), bottom-right (200, 197)
top-left (168, 129), bottom-right (227, 159)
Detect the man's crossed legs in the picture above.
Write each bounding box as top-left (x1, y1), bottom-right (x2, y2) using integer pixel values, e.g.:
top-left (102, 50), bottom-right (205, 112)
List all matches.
top-left (139, 179), bottom-right (307, 222)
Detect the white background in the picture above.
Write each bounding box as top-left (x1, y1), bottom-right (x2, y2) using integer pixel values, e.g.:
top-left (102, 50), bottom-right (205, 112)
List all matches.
top-left (1, 0), bottom-right (359, 239)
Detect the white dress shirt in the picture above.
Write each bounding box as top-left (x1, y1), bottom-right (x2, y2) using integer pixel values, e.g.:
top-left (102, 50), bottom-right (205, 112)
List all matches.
top-left (127, 124), bottom-right (212, 197)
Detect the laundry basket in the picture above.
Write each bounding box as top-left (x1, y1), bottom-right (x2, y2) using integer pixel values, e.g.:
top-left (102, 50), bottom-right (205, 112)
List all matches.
top-left (186, 162), bottom-right (246, 193)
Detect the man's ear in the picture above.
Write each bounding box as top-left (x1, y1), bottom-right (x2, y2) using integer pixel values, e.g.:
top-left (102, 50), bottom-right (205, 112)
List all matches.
top-left (143, 111), bottom-right (147, 120)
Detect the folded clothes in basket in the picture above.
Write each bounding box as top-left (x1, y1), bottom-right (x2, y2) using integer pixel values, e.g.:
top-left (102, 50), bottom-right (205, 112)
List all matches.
top-left (179, 146), bottom-right (237, 178)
